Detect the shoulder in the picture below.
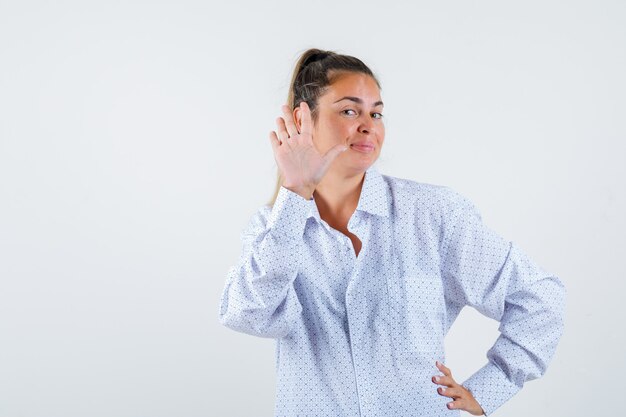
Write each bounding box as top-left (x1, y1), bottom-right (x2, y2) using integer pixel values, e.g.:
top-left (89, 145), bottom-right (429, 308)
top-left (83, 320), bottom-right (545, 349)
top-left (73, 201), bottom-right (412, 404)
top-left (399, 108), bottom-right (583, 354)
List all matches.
top-left (379, 172), bottom-right (476, 215)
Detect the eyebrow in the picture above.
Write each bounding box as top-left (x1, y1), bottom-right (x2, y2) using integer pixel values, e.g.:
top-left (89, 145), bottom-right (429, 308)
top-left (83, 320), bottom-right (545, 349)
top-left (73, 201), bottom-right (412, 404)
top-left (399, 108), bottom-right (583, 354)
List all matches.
top-left (333, 96), bottom-right (384, 107)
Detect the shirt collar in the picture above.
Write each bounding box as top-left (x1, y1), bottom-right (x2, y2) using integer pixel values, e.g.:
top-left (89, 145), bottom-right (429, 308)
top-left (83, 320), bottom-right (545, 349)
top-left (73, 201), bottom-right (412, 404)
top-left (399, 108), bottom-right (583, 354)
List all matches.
top-left (357, 165), bottom-right (391, 218)
top-left (307, 165), bottom-right (390, 220)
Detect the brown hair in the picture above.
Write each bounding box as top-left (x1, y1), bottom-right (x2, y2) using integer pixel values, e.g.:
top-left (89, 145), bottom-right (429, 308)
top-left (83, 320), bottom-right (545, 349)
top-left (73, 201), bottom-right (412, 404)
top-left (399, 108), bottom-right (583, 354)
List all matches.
top-left (268, 48), bottom-right (381, 206)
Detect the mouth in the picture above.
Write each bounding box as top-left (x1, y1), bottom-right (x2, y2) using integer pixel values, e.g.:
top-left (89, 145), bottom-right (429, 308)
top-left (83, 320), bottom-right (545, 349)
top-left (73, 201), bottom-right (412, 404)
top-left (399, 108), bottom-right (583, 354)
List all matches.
top-left (350, 143), bottom-right (375, 153)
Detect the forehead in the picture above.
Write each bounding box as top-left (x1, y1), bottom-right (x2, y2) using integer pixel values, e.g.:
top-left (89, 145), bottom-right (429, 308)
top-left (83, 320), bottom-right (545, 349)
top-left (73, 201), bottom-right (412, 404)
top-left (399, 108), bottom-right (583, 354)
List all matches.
top-left (321, 72), bottom-right (381, 103)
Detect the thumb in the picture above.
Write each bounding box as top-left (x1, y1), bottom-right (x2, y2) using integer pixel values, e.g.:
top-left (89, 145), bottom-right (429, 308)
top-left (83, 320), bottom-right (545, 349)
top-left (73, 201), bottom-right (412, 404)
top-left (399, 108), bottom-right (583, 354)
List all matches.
top-left (323, 144), bottom-right (348, 165)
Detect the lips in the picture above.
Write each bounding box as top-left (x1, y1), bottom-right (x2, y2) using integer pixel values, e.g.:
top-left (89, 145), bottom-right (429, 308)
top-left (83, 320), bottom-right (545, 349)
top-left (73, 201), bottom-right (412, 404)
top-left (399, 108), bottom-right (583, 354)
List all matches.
top-left (350, 142), bottom-right (375, 153)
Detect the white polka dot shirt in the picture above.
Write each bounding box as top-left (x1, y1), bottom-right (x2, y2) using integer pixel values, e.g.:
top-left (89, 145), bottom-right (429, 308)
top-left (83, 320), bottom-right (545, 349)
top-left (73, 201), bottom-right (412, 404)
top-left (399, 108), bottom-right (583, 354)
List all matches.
top-left (218, 166), bottom-right (566, 416)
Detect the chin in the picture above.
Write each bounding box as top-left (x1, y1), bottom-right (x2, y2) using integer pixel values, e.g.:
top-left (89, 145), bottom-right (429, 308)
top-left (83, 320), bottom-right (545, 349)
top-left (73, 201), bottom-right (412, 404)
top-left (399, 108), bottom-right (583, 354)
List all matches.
top-left (332, 150), bottom-right (379, 173)
top-left (343, 159), bottom-right (377, 176)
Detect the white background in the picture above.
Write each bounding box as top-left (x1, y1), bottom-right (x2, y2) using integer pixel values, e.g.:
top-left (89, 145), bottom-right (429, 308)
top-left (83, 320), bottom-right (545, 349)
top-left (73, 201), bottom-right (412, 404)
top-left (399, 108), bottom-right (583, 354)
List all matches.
top-left (1, 1), bottom-right (624, 416)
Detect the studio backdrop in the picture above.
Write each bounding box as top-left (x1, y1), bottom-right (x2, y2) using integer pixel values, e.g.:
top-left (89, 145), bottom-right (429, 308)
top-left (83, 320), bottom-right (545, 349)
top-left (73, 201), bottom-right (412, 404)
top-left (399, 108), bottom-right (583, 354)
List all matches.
top-left (0, 1), bottom-right (624, 416)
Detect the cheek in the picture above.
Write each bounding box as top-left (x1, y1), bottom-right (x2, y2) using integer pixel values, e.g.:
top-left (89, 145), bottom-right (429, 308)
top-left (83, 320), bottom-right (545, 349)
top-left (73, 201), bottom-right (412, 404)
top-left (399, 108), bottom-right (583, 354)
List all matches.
top-left (325, 118), bottom-right (349, 134)
top-left (312, 125), bottom-right (339, 151)
top-left (320, 122), bottom-right (350, 143)
top-left (372, 129), bottom-right (383, 145)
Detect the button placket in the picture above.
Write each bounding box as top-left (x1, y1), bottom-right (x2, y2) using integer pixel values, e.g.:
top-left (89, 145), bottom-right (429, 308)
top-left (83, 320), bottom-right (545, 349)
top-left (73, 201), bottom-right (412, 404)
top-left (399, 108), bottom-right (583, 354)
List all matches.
top-left (344, 275), bottom-right (364, 417)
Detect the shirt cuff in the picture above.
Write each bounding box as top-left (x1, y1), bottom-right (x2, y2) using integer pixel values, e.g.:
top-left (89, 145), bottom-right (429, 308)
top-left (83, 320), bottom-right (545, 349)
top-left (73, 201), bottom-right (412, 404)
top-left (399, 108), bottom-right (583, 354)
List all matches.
top-left (266, 186), bottom-right (313, 241)
top-left (462, 362), bottom-right (522, 416)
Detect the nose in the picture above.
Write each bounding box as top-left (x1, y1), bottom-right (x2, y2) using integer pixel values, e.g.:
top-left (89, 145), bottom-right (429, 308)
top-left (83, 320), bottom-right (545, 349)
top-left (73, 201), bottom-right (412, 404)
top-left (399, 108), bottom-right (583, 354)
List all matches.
top-left (357, 114), bottom-right (375, 134)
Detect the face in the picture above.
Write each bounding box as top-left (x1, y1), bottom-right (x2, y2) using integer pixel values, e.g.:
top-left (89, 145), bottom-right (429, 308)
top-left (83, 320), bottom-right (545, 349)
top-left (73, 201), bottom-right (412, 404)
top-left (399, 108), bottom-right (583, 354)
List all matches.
top-left (295, 72), bottom-right (385, 176)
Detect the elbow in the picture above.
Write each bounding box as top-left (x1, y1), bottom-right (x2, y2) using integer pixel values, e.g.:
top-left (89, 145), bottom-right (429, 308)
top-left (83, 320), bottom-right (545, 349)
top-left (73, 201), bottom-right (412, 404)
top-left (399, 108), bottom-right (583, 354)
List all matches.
top-left (535, 272), bottom-right (567, 321)
top-left (219, 309), bottom-right (294, 340)
top-left (218, 295), bottom-right (300, 340)
top-left (550, 274), bottom-right (567, 334)
top-left (539, 274), bottom-right (568, 367)
top-left (218, 267), bottom-right (303, 339)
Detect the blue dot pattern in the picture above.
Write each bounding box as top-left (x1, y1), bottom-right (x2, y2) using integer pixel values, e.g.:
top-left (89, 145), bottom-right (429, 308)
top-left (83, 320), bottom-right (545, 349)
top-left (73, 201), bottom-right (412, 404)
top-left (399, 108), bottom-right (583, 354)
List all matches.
top-left (218, 166), bottom-right (566, 416)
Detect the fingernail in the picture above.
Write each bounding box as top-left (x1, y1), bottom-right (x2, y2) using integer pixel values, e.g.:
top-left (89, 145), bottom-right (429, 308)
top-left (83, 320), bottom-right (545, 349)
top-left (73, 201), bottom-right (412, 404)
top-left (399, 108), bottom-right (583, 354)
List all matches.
top-left (433, 376), bottom-right (439, 382)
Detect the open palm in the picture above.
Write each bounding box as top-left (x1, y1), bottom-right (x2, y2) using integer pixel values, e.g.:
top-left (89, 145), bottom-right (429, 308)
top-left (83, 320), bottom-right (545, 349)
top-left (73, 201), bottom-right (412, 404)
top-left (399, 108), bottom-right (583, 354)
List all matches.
top-left (269, 101), bottom-right (347, 199)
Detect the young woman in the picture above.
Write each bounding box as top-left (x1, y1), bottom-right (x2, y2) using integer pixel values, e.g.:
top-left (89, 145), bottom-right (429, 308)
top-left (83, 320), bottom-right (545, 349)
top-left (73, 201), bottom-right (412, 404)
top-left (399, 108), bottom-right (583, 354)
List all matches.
top-left (218, 48), bottom-right (566, 417)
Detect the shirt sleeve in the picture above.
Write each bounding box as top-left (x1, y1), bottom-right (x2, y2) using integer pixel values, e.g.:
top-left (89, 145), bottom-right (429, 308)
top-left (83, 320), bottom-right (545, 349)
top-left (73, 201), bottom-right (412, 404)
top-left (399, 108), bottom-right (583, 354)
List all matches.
top-left (439, 189), bottom-right (567, 416)
top-left (218, 186), bottom-right (312, 339)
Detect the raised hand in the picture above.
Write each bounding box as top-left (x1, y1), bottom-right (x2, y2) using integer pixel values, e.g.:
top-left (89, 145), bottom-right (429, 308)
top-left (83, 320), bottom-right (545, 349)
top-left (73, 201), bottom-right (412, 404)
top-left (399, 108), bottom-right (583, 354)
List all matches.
top-left (432, 361), bottom-right (485, 415)
top-left (269, 101), bottom-right (347, 199)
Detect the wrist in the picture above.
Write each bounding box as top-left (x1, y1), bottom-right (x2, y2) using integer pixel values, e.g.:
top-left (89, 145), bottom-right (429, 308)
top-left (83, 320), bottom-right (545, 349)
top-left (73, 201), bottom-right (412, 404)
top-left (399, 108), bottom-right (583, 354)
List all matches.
top-left (284, 186), bottom-right (314, 200)
top-left (282, 181), bottom-right (315, 200)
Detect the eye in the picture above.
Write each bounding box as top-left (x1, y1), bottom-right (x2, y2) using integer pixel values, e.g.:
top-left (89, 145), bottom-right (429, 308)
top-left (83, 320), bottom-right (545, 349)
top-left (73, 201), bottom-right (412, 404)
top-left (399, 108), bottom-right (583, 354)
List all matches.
top-left (342, 109), bottom-right (357, 116)
top-left (372, 112), bottom-right (384, 119)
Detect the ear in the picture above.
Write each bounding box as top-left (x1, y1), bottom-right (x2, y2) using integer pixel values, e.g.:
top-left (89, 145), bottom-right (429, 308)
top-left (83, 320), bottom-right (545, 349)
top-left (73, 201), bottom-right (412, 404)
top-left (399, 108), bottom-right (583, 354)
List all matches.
top-left (293, 106), bottom-right (302, 132)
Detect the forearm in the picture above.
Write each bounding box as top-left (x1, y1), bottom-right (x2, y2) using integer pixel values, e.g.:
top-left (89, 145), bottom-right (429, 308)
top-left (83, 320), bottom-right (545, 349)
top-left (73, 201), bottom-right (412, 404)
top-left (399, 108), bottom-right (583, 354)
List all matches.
top-left (219, 186), bottom-right (312, 338)
top-left (219, 231), bottom-right (304, 338)
top-left (462, 249), bottom-right (567, 415)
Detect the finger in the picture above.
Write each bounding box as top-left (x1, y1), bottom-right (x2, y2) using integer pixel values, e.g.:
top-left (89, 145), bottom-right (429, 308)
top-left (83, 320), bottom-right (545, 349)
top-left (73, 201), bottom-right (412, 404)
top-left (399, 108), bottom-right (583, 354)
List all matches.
top-left (300, 101), bottom-right (313, 136)
top-left (432, 375), bottom-right (455, 387)
top-left (275, 117), bottom-right (289, 142)
top-left (446, 399), bottom-right (459, 410)
top-left (269, 131), bottom-right (281, 150)
top-left (436, 361), bottom-right (452, 377)
top-left (282, 104), bottom-right (299, 138)
top-left (437, 386), bottom-right (463, 399)
top-left (446, 398), bottom-right (467, 411)
top-left (322, 144), bottom-right (348, 166)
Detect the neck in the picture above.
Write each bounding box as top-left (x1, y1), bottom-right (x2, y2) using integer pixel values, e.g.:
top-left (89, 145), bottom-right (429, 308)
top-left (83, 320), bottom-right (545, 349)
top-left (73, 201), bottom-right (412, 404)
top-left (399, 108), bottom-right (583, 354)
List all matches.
top-left (313, 167), bottom-right (366, 223)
